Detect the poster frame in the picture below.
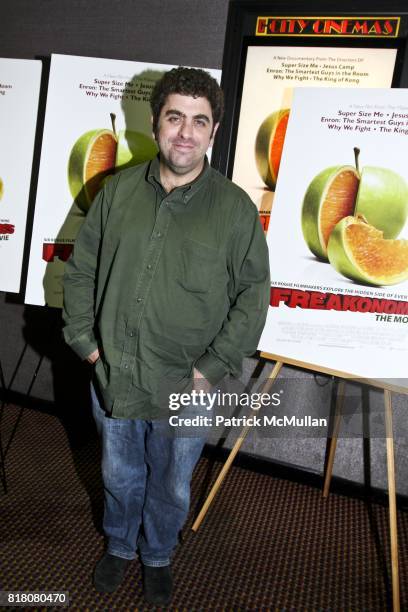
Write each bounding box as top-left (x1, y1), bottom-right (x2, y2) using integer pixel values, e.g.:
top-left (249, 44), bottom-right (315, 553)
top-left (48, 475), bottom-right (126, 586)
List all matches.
top-left (257, 83), bottom-right (408, 389)
top-left (211, 1), bottom-right (408, 177)
top-left (226, 36), bottom-right (406, 182)
top-left (210, 2), bottom-right (408, 388)
top-left (23, 54), bottom-right (221, 307)
top-left (0, 58), bottom-right (42, 294)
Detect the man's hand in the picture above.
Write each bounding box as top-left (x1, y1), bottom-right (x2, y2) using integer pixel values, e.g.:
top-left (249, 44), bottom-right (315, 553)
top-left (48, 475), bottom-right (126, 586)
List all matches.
top-left (193, 367), bottom-right (212, 393)
top-left (86, 349), bottom-right (100, 364)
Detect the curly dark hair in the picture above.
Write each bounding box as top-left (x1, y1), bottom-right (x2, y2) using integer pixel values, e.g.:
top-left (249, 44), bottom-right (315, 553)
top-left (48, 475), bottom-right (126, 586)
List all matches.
top-left (150, 66), bottom-right (224, 134)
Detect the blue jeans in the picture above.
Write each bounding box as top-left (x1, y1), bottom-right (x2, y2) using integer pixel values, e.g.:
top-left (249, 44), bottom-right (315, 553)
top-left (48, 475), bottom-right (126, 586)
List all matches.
top-left (91, 384), bottom-right (205, 566)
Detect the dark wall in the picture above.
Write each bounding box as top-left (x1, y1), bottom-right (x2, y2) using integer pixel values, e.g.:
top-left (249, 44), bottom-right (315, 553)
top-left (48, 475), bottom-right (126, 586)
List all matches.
top-left (0, 0), bottom-right (229, 67)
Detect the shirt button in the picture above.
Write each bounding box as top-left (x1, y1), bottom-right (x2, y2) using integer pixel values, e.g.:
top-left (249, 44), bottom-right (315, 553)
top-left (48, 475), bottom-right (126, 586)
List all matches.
top-left (124, 364), bottom-right (128, 369)
top-left (156, 231), bottom-right (162, 238)
top-left (137, 297), bottom-right (143, 303)
top-left (129, 331), bottom-right (134, 337)
top-left (147, 264), bottom-right (152, 270)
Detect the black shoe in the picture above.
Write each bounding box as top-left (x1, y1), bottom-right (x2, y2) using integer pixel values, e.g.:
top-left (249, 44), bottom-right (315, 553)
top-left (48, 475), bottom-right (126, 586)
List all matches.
top-left (142, 564), bottom-right (173, 606)
top-left (93, 552), bottom-right (130, 593)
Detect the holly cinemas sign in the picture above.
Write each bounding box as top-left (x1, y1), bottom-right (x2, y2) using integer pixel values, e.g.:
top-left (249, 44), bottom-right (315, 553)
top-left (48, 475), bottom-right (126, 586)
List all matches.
top-left (256, 17), bottom-right (400, 37)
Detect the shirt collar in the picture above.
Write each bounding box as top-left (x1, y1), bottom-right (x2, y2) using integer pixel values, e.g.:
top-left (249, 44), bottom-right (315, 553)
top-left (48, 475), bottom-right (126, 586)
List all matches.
top-left (147, 154), bottom-right (210, 204)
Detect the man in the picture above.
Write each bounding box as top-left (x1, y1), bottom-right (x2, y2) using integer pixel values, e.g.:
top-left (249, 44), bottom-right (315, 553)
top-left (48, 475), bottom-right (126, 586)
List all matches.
top-left (63, 67), bottom-right (270, 605)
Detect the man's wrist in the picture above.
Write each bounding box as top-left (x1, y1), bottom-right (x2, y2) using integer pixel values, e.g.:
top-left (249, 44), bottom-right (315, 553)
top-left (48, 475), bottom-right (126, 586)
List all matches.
top-left (86, 348), bottom-right (100, 364)
top-left (193, 367), bottom-right (211, 392)
top-left (194, 352), bottom-right (229, 386)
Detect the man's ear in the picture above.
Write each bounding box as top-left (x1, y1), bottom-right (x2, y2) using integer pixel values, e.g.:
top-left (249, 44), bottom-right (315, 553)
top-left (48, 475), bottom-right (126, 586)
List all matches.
top-left (210, 122), bottom-right (220, 146)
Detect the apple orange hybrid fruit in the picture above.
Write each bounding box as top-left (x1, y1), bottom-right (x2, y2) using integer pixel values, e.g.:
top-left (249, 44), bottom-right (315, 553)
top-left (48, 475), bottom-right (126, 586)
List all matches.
top-left (254, 109), bottom-right (290, 190)
top-left (302, 148), bottom-right (408, 260)
top-left (68, 113), bottom-right (158, 212)
top-left (327, 214), bottom-right (408, 286)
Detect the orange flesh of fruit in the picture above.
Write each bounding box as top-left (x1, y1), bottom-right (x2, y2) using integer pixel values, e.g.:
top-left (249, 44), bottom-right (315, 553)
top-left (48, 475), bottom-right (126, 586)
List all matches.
top-left (85, 133), bottom-right (117, 201)
top-left (320, 171), bottom-right (359, 248)
top-left (270, 112), bottom-right (289, 180)
top-left (346, 223), bottom-right (408, 277)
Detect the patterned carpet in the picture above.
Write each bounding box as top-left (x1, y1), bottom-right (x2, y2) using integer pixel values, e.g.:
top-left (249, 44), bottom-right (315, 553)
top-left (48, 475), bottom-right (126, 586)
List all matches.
top-left (1, 402), bottom-right (407, 611)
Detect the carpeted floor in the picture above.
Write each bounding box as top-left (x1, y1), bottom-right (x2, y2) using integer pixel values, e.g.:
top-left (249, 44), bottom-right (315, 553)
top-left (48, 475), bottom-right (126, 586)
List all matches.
top-left (1, 402), bottom-right (407, 611)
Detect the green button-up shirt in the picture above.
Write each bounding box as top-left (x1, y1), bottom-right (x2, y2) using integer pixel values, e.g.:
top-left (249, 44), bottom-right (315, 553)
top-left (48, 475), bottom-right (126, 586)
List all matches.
top-left (63, 156), bottom-right (270, 418)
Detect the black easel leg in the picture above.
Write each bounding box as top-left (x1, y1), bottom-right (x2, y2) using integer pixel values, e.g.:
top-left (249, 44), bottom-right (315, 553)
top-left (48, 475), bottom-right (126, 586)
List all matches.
top-left (3, 353), bottom-right (44, 459)
top-left (0, 347), bottom-right (45, 494)
top-left (0, 359), bottom-right (8, 493)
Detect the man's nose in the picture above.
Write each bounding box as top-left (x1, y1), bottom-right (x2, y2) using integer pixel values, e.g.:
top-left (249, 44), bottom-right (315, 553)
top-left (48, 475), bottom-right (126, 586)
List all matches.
top-left (178, 118), bottom-right (193, 138)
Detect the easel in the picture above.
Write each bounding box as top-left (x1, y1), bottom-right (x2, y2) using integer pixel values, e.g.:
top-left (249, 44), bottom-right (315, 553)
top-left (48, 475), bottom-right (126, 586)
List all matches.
top-left (323, 379), bottom-right (401, 612)
top-left (0, 359), bottom-right (7, 493)
top-left (0, 344), bottom-right (45, 494)
top-left (192, 354), bottom-right (407, 612)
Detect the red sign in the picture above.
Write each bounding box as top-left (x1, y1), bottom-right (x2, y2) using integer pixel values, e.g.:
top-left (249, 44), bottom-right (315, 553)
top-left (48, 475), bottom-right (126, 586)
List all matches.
top-left (270, 287), bottom-right (408, 315)
top-left (0, 223), bottom-right (15, 234)
top-left (256, 17), bottom-right (400, 38)
top-left (42, 242), bottom-right (73, 262)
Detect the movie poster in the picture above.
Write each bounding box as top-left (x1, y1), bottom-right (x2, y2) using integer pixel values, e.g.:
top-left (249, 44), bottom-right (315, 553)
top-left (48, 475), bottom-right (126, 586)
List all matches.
top-left (232, 46), bottom-right (398, 231)
top-left (25, 54), bottom-right (221, 307)
top-left (0, 58), bottom-right (41, 293)
top-left (259, 87), bottom-right (408, 382)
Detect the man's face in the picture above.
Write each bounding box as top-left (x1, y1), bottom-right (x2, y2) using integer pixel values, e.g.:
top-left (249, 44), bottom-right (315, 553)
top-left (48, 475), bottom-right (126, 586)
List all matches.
top-left (154, 93), bottom-right (219, 179)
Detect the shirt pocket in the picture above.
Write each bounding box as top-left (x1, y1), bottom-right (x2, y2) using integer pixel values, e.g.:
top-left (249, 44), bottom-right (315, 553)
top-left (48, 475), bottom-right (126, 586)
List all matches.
top-left (177, 238), bottom-right (219, 293)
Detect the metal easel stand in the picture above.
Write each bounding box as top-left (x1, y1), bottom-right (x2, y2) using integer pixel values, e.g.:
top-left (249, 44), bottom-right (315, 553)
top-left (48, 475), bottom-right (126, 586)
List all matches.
top-left (192, 363), bottom-right (401, 611)
top-left (323, 381), bottom-right (400, 612)
top-left (0, 344), bottom-right (44, 494)
top-left (0, 358), bottom-right (7, 493)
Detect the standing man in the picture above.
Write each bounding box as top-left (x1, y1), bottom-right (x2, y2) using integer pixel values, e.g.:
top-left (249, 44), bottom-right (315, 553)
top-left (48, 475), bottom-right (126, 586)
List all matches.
top-left (63, 67), bottom-right (270, 606)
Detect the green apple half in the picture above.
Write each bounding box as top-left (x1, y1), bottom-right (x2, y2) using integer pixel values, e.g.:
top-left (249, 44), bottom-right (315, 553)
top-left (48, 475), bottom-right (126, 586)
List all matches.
top-left (302, 149), bottom-right (408, 261)
top-left (327, 215), bottom-right (408, 286)
top-left (68, 129), bottom-right (116, 212)
top-left (254, 109), bottom-right (290, 190)
top-left (302, 165), bottom-right (358, 260)
top-left (354, 166), bottom-right (408, 238)
top-left (68, 114), bottom-right (158, 212)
